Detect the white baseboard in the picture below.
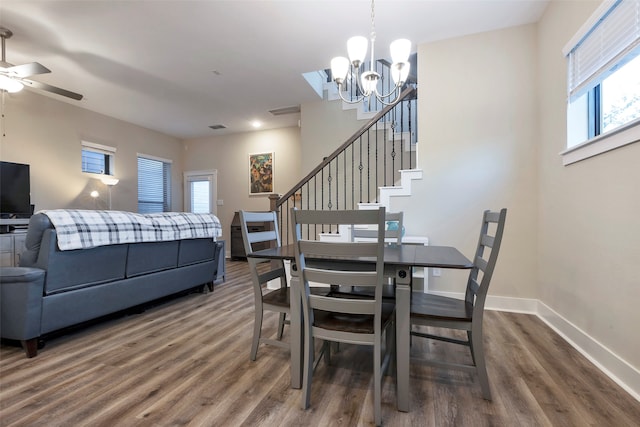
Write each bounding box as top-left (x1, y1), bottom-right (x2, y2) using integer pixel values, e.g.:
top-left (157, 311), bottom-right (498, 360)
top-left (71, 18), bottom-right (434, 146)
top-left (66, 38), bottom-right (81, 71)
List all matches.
top-left (430, 291), bottom-right (640, 402)
top-left (535, 301), bottom-right (640, 402)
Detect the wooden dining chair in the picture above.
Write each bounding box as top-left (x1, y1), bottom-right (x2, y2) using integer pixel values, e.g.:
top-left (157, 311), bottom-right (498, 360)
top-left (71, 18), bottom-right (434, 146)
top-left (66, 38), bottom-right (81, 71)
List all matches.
top-left (410, 208), bottom-right (507, 400)
top-left (291, 207), bottom-right (395, 426)
top-left (239, 210), bottom-right (289, 361)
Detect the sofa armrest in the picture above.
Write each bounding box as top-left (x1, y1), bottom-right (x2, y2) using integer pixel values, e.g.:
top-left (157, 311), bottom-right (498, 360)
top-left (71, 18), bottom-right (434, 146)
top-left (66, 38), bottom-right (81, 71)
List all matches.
top-left (0, 267), bottom-right (45, 342)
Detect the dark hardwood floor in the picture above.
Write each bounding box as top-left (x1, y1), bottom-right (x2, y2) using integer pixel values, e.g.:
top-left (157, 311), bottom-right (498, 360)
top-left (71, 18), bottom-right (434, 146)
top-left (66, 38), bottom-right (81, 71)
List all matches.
top-left (1, 260), bottom-right (638, 426)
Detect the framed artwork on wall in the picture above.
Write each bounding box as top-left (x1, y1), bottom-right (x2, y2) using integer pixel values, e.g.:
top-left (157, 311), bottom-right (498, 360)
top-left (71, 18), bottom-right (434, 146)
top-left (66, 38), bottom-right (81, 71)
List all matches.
top-left (249, 152), bottom-right (274, 195)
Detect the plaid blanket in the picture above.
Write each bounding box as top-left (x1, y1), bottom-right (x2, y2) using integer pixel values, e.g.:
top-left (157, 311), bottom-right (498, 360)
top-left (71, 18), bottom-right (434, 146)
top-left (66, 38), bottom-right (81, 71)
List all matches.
top-left (41, 209), bottom-right (222, 251)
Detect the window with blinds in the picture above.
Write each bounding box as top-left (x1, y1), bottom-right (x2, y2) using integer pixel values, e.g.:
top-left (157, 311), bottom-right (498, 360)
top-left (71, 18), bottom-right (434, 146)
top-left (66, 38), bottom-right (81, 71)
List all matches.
top-left (137, 155), bottom-right (171, 213)
top-left (562, 0), bottom-right (640, 165)
top-left (81, 141), bottom-right (116, 175)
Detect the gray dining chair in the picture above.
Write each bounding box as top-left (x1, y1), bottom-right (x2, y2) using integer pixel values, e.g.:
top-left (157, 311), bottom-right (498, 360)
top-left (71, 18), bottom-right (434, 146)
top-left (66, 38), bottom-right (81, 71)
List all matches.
top-left (239, 210), bottom-right (289, 361)
top-left (291, 207), bottom-right (395, 427)
top-left (410, 208), bottom-right (507, 400)
top-left (351, 211), bottom-right (403, 244)
top-left (346, 210), bottom-right (403, 298)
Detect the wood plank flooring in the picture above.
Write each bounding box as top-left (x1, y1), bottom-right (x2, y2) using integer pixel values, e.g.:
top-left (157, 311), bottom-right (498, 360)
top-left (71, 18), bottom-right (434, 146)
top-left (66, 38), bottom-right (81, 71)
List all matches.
top-left (1, 260), bottom-right (639, 426)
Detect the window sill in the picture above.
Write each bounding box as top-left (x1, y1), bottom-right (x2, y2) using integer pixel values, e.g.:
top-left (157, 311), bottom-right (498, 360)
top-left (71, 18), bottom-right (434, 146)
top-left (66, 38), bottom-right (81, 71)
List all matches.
top-left (561, 118), bottom-right (640, 166)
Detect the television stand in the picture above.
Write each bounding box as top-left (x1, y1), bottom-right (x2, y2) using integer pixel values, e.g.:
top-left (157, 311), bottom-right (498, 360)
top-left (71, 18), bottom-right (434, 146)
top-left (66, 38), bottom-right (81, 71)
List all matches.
top-left (0, 218), bottom-right (30, 234)
top-left (0, 222), bottom-right (29, 266)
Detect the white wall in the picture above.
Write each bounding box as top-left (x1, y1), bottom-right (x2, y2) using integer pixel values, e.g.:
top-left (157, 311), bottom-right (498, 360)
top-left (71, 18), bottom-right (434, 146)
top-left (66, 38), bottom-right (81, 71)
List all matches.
top-left (537, 0), bottom-right (640, 369)
top-left (0, 90), bottom-right (184, 212)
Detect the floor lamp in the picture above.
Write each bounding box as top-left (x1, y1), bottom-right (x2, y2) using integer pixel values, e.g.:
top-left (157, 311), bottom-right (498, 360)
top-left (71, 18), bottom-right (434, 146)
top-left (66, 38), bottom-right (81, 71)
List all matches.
top-left (100, 176), bottom-right (119, 210)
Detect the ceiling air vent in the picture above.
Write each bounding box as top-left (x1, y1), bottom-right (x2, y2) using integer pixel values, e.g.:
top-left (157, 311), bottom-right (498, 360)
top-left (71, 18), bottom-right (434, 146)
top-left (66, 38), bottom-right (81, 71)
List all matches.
top-left (208, 124), bottom-right (226, 130)
top-left (269, 105), bottom-right (300, 116)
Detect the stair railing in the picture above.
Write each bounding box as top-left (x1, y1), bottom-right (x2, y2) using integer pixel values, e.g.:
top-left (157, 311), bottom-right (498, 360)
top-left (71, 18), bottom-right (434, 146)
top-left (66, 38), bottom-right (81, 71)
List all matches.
top-left (272, 86), bottom-right (417, 244)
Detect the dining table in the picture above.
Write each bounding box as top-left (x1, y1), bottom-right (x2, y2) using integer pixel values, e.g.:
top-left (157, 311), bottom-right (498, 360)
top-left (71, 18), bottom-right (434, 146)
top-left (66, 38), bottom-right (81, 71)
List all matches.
top-left (246, 242), bottom-right (473, 412)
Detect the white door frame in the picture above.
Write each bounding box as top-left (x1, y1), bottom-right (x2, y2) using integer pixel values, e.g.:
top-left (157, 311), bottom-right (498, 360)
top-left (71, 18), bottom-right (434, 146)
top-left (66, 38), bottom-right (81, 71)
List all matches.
top-left (184, 170), bottom-right (218, 214)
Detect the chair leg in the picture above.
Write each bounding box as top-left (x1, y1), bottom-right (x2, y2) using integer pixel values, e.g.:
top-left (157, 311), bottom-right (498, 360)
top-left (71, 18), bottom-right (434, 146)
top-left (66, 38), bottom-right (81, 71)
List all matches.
top-left (302, 329), bottom-right (314, 410)
top-left (374, 336), bottom-right (382, 426)
top-left (277, 312), bottom-right (286, 340)
top-left (387, 322), bottom-right (396, 377)
top-left (467, 330), bottom-right (476, 364)
top-left (250, 307), bottom-right (263, 361)
top-left (470, 328), bottom-right (491, 400)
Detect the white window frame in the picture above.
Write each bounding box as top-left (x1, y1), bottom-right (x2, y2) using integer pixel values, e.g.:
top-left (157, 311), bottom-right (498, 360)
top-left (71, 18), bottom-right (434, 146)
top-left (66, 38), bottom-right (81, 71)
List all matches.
top-left (81, 140), bottom-right (116, 177)
top-left (561, 0), bottom-right (640, 166)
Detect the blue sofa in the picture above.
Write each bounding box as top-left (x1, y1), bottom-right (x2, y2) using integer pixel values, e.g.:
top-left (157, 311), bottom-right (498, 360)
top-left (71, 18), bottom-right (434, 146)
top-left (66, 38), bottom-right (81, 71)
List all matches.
top-left (0, 212), bottom-right (223, 357)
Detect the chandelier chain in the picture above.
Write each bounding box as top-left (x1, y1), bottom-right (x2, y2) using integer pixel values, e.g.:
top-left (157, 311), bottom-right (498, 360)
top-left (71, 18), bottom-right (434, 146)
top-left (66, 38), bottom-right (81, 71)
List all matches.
top-left (370, 0), bottom-right (376, 43)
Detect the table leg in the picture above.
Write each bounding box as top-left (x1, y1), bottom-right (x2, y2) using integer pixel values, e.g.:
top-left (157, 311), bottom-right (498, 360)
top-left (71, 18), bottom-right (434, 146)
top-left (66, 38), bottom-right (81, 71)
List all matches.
top-left (395, 268), bottom-right (411, 412)
top-left (289, 272), bottom-right (303, 389)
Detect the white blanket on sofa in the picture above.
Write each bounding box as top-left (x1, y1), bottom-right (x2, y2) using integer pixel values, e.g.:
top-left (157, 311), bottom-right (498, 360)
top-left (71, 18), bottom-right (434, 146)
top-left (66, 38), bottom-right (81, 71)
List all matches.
top-left (41, 209), bottom-right (222, 251)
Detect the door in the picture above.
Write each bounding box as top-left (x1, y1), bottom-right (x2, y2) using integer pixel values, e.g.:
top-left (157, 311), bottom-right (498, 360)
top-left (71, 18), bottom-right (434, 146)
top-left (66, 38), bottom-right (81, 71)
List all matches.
top-left (184, 170), bottom-right (217, 214)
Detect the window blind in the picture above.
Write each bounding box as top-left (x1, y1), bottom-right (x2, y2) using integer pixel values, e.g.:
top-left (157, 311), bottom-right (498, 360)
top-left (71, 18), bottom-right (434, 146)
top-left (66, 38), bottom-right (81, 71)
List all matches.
top-left (137, 156), bottom-right (171, 213)
top-left (564, 0), bottom-right (640, 100)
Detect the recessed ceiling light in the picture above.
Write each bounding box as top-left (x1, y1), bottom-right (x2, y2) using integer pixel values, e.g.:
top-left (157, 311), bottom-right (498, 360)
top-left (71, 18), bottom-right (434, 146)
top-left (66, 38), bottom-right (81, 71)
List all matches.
top-left (251, 120), bottom-right (262, 128)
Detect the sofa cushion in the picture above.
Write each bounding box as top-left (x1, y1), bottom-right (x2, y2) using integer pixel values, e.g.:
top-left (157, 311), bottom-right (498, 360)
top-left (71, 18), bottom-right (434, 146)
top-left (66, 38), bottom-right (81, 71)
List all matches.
top-left (126, 241), bottom-right (179, 277)
top-left (40, 230), bottom-right (127, 295)
top-left (178, 238), bottom-right (216, 266)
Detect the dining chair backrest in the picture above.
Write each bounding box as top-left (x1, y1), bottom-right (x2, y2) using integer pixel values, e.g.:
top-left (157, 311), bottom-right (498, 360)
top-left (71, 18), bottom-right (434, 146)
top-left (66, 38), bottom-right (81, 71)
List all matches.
top-left (291, 208), bottom-right (387, 342)
top-left (465, 208), bottom-right (507, 315)
top-left (290, 207), bottom-right (392, 425)
top-left (239, 210), bottom-right (281, 253)
top-left (351, 211), bottom-right (403, 244)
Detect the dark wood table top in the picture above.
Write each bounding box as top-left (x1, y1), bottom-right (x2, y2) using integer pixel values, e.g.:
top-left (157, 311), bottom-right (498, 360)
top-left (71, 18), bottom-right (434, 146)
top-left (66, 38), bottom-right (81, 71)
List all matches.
top-left (247, 243), bottom-right (473, 269)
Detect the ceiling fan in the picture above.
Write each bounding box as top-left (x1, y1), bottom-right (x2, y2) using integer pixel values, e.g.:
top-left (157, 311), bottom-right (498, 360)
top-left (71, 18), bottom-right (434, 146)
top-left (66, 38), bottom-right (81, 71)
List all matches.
top-left (0, 27), bottom-right (83, 101)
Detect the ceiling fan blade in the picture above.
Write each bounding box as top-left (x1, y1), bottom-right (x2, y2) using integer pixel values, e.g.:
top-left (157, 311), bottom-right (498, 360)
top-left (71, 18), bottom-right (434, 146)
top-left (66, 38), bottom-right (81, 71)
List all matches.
top-left (22, 79), bottom-right (83, 101)
top-left (6, 62), bottom-right (51, 78)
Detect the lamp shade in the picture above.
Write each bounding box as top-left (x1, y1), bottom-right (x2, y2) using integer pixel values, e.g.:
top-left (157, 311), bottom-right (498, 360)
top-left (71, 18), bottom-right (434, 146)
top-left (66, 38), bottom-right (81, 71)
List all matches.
top-left (347, 36), bottom-right (368, 65)
top-left (391, 62), bottom-right (410, 85)
top-left (0, 75), bottom-right (24, 93)
top-left (101, 176), bottom-right (119, 186)
top-left (390, 38), bottom-right (411, 64)
top-left (360, 71), bottom-right (379, 95)
top-left (331, 56), bottom-right (350, 83)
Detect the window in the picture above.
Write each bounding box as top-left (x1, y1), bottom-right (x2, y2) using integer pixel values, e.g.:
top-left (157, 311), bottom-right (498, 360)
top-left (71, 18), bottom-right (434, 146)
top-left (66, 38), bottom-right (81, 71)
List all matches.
top-left (562, 0), bottom-right (640, 165)
top-left (137, 155), bottom-right (171, 213)
top-left (81, 141), bottom-right (116, 175)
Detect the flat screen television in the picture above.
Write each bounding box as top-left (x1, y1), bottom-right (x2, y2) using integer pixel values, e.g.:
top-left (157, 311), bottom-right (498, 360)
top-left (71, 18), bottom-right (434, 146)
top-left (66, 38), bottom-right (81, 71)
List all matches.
top-left (0, 161), bottom-right (32, 218)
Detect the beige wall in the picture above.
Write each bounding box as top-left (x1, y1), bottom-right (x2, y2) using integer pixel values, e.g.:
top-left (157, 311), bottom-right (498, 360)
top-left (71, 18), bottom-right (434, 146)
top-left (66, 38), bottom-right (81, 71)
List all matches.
top-left (394, 0), bottom-right (638, 373)
top-left (300, 96), bottom-right (364, 176)
top-left (183, 127), bottom-right (302, 247)
top-left (0, 90), bottom-right (183, 212)
top-left (537, 0), bottom-right (640, 368)
top-left (392, 24), bottom-right (539, 299)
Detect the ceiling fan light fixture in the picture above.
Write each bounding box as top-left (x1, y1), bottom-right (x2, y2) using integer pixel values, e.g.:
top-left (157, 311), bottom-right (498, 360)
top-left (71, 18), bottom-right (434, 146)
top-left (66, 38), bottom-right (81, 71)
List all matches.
top-left (0, 75), bottom-right (23, 93)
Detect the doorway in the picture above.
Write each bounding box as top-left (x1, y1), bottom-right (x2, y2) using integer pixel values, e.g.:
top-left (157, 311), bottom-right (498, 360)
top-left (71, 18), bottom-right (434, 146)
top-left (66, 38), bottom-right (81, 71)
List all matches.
top-left (184, 170), bottom-right (217, 214)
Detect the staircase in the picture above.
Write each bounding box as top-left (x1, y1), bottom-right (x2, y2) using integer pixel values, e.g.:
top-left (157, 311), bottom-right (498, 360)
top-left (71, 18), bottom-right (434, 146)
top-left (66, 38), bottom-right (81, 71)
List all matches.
top-left (272, 83), bottom-right (420, 245)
